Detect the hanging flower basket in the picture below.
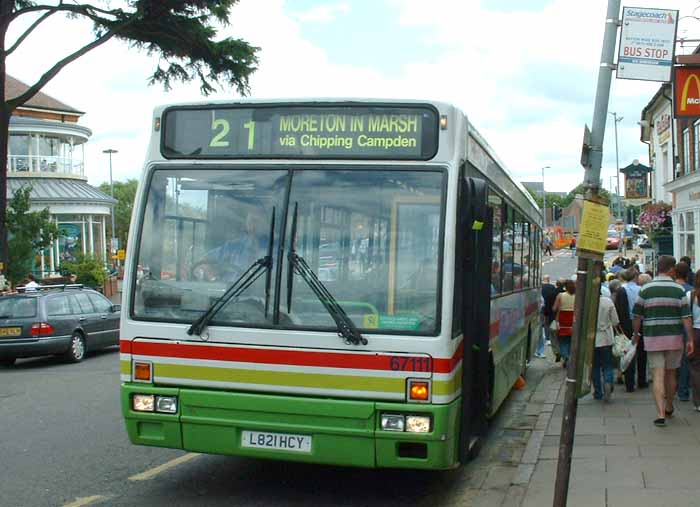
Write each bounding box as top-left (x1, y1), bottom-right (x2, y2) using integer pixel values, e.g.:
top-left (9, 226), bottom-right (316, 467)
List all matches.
top-left (638, 202), bottom-right (672, 241)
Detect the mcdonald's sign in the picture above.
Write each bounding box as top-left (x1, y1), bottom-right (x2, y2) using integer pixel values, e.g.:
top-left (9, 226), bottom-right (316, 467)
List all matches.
top-left (675, 66), bottom-right (700, 117)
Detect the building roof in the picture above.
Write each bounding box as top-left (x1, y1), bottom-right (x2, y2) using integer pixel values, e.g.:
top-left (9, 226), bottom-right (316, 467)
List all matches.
top-left (5, 75), bottom-right (83, 115)
top-left (521, 181), bottom-right (544, 194)
top-left (8, 178), bottom-right (116, 206)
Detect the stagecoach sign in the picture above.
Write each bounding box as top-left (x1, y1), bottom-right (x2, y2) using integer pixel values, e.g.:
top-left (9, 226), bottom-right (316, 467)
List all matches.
top-left (617, 7), bottom-right (678, 82)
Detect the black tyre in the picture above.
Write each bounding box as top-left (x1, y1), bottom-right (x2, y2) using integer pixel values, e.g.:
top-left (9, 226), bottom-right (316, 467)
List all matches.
top-left (63, 332), bottom-right (86, 363)
top-left (0, 357), bottom-right (16, 367)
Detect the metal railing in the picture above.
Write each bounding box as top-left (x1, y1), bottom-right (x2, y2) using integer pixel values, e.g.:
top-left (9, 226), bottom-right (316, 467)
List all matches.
top-left (7, 155), bottom-right (84, 176)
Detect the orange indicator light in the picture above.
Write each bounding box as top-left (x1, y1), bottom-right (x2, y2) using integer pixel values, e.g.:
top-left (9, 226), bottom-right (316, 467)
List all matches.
top-left (410, 381), bottom-right (430, 401)
top-left (134, 361), bottom-right (152, 381)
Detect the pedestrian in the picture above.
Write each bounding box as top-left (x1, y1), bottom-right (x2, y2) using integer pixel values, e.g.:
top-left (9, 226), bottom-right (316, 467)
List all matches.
top-left (540, 275), bottom-right (558, 358)
top-left (622, 268), bottom-right (643, 392)
top-left (544, 235), bottom-right (553, 256)
top-left (610, 275), bottom-right (632, 387)
top-left (593, 285), bottom-right (620, 402)
top-left (675, 261), bottom-right (693, 402)
top-left (23, 274), bottom-right (40, 292)
top-left (569, 237), bottom-right (576, 257)
top-left (632, 255), bottom-right (694, 427)
top-left (553, 279), bottom-right (576, 368)
top-left (687, 268), bottom-right (700, 412)
top-left (680, 256), bottom-right (694, 286)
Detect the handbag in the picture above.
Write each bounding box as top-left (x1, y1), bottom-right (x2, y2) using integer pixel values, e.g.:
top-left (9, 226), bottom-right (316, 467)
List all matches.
top-left (620, 343), bottom-right (638, 372)
top-left (549, 319), bottom-right (559, 332)
top-left (612, 333), bottom-right (632, 358)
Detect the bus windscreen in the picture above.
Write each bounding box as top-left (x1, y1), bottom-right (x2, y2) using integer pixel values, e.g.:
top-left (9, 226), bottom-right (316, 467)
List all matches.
top-left (161, 104), bottom-right (438, 160)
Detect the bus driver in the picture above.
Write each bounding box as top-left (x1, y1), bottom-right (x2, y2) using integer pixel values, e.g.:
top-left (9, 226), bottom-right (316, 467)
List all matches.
top-left (192, 211), bottom-right (267, 282)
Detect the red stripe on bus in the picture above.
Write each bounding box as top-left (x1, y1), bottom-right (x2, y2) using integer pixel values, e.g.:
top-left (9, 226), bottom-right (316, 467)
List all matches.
top-left (432, 340), bottom-right (463, 372)
top-left (489, 321), bottom-right (500, 339)
top-left (120, 340), bottom-right (131, 353)
top-left (125, 340), bottom-right (459, 373)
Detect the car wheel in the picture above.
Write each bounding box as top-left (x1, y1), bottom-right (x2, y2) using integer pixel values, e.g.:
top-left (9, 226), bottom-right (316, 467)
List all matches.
top-left (0, 358), bottom-right (16, 367)
top-left (63, 332), bottom-right (86, 363)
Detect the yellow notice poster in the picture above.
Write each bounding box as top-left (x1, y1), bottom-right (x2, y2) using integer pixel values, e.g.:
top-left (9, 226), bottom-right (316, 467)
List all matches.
top-left (577, 200), bottom-right (610, 256)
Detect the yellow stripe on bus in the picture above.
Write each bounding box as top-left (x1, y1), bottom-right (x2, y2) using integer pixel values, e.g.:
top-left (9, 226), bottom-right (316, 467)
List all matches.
top-left (432, 366), bottom-right (462, 396)
top-left (154, 363), bottom-right (406, 393)
top-left (120, 360), bottom-right (131, 375)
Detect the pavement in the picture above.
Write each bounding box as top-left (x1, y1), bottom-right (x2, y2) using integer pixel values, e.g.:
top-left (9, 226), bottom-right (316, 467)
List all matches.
top-left (511, 351), bottom-right (700, 507)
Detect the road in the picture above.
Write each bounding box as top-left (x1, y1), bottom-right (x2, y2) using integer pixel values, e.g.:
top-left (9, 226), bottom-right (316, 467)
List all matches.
top-left (2, 252), bottom-right (582, 507)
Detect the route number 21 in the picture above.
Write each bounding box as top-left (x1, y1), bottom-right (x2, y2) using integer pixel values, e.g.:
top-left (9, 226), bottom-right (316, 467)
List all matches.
top-left (209, 118), bottom-right (256, 150)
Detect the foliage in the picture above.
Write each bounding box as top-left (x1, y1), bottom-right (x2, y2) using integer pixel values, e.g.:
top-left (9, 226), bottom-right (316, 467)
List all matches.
top-left (61, 254), bottom-right (107, 289)
top-left (638, 201), bottom-right (672, 239)
top-left (99, 179), bottom-right (138, 249)
top-left (0, 0), bottom-right (260, 275)
top-left (561, 183), bottom-right (611, 208)
top-left (524, 187), bottom-right (566, 210)
top-left (6, 186), bottom-right (58, 285)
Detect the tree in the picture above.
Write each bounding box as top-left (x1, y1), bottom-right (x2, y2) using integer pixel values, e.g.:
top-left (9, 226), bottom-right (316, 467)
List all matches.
top-left (99, 179), bottom-right (138, 250)
top-left (6, 185), bottom-right (58, 285)
top-left (524, 187), bottom-right (566, 210)
top-left (0, 1), bottom-right (260, 278)
top-left (561, 183), bottom-right (610, 208)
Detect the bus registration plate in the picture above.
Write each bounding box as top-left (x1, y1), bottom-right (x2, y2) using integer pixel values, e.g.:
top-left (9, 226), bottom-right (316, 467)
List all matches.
top-left (241, 430), bottom-right (312, 453)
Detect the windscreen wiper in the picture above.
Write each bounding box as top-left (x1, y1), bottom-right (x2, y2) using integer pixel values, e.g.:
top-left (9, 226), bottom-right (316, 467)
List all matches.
top-left (286, 203), bottom-right (367, 346)
top-left (187, 207), bottom-right (276, 336)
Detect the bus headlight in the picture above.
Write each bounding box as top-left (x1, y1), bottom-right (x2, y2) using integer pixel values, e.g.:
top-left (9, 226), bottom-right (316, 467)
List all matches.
top-left (380, 414), bottom-right (405, 432)
top-left (155, 396), bottom-right (178, 414)
top-left (405, 415), bottom-right (431, 433)
top-left (133, 394), bottom-right (155, 412)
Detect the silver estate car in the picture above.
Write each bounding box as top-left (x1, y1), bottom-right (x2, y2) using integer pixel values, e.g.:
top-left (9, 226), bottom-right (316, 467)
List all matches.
top-left (0, 286), bottom-right (120, 366)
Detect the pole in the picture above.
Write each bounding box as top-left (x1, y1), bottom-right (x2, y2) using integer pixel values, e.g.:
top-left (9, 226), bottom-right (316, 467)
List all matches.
top-left (553, 1), bottom-right (620, 506)
top-left (542, 166), bottom-right (550, 229)
top-left (103, 148), bottom-right (118, 265)
top-left (611, 112), bottom-right (623, 220)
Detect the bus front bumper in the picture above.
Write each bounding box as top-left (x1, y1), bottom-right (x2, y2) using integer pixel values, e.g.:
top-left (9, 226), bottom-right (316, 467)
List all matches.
top-left (121, 384), bottom-right (461, 469)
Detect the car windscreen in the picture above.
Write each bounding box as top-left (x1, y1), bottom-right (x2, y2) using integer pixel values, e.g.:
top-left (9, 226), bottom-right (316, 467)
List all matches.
top-left (0, 297), bottom-right (37, 319)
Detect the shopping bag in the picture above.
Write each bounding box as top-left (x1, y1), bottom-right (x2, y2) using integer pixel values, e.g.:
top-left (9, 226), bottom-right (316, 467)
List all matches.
top-left (620, 343), bottom-right (638, 372)
top-left (612, 333), bottom-right (632, 358)
top-left (549, 319), bottom-right (559, 332)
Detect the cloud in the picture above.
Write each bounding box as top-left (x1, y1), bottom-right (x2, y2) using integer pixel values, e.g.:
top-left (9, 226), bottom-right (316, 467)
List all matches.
top-left (5, 0), bottom-right (699, 195)
top-left (292, 3), bottom-right (350, 23)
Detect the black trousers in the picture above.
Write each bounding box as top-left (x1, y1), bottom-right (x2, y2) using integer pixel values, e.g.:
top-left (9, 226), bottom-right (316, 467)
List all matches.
top-left (624, 335), bottom-right (648, 391)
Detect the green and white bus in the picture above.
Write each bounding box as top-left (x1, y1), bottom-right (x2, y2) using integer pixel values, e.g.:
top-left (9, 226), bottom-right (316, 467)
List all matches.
top-left (120, 99), bottom-right (542, 469)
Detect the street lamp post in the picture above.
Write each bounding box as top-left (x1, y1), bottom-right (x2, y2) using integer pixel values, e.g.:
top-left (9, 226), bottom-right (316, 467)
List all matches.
top-left (103, 149), bottom-right (118, 263)
top-left (541, 166), bottom-right (550, 229)
top-left (610, 112), bottom-right (623, 220)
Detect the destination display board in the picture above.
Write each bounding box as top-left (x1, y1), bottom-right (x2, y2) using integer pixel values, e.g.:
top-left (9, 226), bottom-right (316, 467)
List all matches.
top-left (161, 104), bottom-right (439, 160)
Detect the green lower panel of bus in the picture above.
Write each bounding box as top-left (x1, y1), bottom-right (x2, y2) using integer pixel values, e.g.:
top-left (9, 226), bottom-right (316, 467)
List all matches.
top-left (121, 384), bottom-right (461, 469)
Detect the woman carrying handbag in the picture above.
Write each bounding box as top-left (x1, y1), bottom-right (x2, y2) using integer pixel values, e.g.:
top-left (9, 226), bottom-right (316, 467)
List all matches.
top-left (594, 285), bottom-right (621, 401)
top-left (553, 279), bottom-right (576, 367)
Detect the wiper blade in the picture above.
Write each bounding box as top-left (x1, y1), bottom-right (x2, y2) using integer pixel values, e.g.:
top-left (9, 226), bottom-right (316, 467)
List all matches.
top-left (187, 207), bottom-right (276, 336)
top-left (286, 202), bottom-right (367, 346)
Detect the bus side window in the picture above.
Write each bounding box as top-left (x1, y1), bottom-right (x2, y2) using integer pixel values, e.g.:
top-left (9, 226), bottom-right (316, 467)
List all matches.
top-left (502, 206), bottom-right (514, 293)
top-left (488, 190), bottom-right (503, 296)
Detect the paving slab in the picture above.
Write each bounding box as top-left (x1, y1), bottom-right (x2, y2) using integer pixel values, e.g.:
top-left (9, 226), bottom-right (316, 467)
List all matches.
top-left (482, 465), bottom-right (518, 490)
top-left (607, 456), bottom-right (700, 490)
top-left (639, 444), bottom-right (700, 457)
top-left (607, 488), bottom-right (700, 507)
top-left (538, 444), bottom-right (639, 460)
top-left (541, 434), bottom-right (605, 447)
top-left (522, 482), bottom-right (606, 507)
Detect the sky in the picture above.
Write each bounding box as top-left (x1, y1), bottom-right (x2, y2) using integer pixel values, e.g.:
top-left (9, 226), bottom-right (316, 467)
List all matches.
top-left (6, 0), bottom-right (700, 193)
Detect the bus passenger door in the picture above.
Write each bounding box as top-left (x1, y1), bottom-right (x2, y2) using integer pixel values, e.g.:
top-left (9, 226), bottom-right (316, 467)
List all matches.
top-left (457, 177), bottom-right (492, 463)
